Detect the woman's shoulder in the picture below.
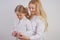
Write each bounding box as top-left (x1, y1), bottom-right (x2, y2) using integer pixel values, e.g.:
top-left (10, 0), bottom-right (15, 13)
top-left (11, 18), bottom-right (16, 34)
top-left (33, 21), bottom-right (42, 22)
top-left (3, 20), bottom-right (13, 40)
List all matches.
top-left (36, 16), bottom-right (44, 23)
top-left (30, 16), bottom-right (43, 23)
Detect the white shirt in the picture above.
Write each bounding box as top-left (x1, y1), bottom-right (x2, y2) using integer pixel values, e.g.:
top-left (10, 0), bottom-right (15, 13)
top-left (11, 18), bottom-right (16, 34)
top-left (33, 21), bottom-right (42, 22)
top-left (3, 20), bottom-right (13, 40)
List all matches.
top-left (30, 15), bottom-right (45, 40)
top-left (12, 16), bottom-right (33, 39)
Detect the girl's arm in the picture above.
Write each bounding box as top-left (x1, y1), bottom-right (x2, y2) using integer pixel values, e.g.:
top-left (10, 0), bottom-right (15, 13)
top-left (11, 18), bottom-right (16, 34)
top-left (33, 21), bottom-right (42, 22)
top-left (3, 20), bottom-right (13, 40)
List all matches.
top-left (17, 21), bottom-right (33, 40)
top-left (11, 20), bottom-right (18, 37)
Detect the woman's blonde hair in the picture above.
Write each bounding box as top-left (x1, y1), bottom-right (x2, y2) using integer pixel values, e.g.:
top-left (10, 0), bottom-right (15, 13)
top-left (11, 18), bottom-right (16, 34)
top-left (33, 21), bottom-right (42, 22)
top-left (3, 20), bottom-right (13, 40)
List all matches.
top-left (29, 0), bottom-right (48, 32)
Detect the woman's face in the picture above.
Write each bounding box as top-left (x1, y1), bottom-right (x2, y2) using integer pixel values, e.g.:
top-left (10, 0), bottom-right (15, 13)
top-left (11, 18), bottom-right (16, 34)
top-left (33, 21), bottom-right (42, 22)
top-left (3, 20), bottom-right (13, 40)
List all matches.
top-left (16, 11), bottom-right (25, 20)
top-left (29, 3), bottom-right (37, 15)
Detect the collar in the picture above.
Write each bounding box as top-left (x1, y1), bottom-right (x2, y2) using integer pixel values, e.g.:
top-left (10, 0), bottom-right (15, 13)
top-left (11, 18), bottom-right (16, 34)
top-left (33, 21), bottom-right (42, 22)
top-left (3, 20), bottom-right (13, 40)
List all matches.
top-left (18, 16), bottom-right (26, 23)
top-left (32, 15), bottom-right (38, 19)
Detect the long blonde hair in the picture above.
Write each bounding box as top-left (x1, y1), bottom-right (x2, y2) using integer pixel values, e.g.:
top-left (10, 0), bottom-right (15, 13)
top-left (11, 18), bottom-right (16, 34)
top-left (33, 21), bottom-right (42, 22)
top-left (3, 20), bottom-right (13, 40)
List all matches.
top-left (29, 0), bottom-right (48, 32)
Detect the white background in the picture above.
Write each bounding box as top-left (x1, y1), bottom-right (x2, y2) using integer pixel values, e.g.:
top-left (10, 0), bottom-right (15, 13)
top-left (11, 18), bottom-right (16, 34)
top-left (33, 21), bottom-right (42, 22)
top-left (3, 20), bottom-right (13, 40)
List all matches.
top-left (0, 0), bottom-right (60, 40)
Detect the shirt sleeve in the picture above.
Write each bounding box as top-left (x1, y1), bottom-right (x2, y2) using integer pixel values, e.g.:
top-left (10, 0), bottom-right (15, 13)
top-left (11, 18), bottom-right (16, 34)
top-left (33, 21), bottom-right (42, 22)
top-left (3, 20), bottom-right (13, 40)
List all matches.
top-left (30, 19), bottom-right (45, 40)
top-left (25, 21), bottom-right (33, 36)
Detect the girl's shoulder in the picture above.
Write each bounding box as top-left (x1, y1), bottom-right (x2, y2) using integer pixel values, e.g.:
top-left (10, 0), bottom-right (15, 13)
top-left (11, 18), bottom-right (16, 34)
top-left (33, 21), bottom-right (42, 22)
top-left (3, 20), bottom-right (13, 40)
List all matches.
top-left (25, 18), bottom-right (31, 24)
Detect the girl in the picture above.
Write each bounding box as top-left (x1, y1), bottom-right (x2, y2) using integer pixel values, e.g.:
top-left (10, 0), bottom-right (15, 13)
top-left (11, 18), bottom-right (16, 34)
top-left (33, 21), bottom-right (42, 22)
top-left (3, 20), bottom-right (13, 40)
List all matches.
top-left (12, 5), bottom-right (33, 40)
top-left (18, 0), bottom-right (48, 40)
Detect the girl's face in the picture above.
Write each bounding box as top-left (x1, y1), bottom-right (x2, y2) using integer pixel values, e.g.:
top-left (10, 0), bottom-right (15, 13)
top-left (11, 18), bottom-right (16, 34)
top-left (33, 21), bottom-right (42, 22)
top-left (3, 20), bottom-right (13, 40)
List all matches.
top-left (29, 3), bottom-right (37, 15)
top-left (16, 11), bottom-right (25, 20)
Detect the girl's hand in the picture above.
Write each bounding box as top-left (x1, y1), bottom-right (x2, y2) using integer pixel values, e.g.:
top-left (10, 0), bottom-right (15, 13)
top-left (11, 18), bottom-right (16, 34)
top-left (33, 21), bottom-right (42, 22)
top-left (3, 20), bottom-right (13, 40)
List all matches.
top-left (12, 31), bottom-right (17, 37)
top-left (17, 32), bottom-right (22, 39)
top-left (19, 35), bottom-right (30, 40)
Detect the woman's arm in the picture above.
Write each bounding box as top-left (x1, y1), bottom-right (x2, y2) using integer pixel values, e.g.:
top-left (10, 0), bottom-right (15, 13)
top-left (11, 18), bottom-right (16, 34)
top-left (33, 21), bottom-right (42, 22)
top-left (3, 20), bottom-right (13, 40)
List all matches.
top-left (25, 21), bottom-right (33, 36)
top-left (30, 19), bottom-right (45, 40)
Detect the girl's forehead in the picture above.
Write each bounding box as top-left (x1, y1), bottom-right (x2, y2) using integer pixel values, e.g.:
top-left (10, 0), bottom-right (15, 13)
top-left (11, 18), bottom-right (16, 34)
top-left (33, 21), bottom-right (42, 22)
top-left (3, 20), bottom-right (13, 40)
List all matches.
top-left (16, 11), bottom-right (26, 15)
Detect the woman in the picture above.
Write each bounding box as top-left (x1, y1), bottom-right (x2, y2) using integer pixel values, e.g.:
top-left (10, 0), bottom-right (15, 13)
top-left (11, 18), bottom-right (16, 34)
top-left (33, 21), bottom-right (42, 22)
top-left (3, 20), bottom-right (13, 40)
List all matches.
top-left (17, 0), bottom-right (48, 40)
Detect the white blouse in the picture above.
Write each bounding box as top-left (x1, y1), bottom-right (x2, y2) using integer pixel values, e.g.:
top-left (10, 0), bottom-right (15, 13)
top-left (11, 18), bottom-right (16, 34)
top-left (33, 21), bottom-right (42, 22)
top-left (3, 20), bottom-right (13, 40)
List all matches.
top-left (30, 16), bottom-right (45, 40)
top-left (12, 16), bottom-right (33, 37)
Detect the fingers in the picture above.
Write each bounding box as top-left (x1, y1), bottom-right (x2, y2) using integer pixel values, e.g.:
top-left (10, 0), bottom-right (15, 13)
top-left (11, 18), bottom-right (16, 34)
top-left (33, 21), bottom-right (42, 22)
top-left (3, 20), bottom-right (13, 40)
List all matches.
top-left (12, 31), bottom-right (17, 37)
top-left (17, 32), bottom-right (22, 35)
top-left (17, 32), bottom-right (22, 37)
top-left (16, 32), bottom-right (23, 39)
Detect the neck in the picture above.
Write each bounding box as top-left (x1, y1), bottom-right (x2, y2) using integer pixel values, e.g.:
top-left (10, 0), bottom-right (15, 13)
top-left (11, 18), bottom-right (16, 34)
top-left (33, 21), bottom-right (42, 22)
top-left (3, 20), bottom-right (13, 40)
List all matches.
top-left (19, 16), bottom-right (26, 20)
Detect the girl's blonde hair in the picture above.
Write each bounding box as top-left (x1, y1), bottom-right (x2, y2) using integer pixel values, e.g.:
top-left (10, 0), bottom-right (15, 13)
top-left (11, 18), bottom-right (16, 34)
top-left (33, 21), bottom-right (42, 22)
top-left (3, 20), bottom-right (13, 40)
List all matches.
top-left (29, 0), bottom-right (48, 32)
top-left (15, 5), bottom-right (29, 19)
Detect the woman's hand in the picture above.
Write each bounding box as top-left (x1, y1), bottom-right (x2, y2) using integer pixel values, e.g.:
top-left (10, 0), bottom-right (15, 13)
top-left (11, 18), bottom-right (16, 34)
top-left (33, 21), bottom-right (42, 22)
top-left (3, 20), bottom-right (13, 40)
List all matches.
top-left (16, 32), bottom-right (30, 40)
top-left (12, 31), bottom-right (17, 37)
top-left (17, 32), bottom-right (22, 39)
top-left (19, 35), bottom-right (30, 40)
